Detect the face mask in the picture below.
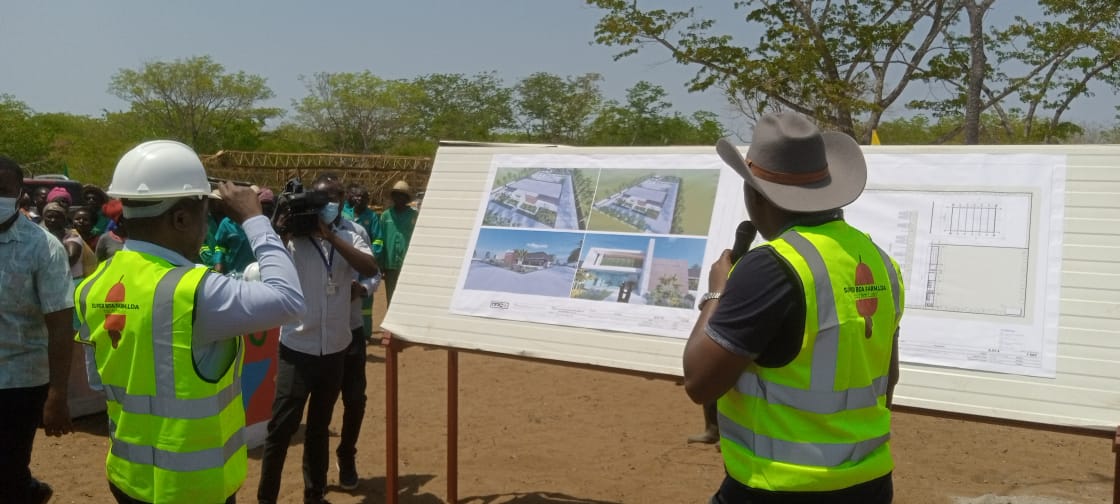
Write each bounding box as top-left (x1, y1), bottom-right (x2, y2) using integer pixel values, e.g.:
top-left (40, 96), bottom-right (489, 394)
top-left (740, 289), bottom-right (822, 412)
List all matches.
top-left (0, 197), bottom-right (18, 223)
top-left (319, 201), bottom-right (340, 224)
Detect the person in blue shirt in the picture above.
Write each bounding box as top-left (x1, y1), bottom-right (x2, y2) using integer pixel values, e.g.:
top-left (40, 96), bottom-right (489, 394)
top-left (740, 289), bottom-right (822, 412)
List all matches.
top-left (0, 157), bottom-right (75, 504)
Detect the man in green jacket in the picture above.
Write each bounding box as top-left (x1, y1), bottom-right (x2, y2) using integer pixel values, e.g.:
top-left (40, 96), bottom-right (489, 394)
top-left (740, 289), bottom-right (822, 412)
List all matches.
top-left (377, 180), bottom-right (418, 305)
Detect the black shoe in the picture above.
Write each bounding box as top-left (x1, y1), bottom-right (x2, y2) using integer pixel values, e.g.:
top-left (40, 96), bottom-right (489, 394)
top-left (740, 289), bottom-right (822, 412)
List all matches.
top-left (30, 479), bottom-right (53, 504)
top-left (337, 458), bottom-right (358, 490)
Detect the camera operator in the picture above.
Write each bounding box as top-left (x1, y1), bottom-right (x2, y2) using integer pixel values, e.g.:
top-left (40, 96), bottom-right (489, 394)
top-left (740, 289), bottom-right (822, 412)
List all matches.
top-left (257, 173), bottom-right (378, 504)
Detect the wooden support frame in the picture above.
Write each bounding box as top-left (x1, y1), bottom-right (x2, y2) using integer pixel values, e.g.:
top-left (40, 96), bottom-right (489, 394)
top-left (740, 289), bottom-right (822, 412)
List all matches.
top-left (383, 332), bottom-right (400, 504)
top-left (1113, 426), bottom-right (1120, 504)
top-left (381, 335), bottom-right (1120, 503)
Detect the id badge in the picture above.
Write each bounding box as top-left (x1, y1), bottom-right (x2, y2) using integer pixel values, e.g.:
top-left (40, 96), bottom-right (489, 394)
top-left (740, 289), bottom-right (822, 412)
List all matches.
top-left (326, 280), bottom-right (338, 296)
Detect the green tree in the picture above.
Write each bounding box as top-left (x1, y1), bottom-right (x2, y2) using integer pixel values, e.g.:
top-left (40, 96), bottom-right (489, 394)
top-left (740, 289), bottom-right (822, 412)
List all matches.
top-left (875, 110), bottom-right (1085, 145)
top-left (587, 82), bottom-right (723, 145)
top-left (292, 71), bottom-right (420, 154)
top-left (408, 72), bottom-right (515, 145)
top-left (588, 0), bottom-right (958, 142)
top-left (109, 55), bottom-right (281, 153)
top-left (256, 123), bottom-right (327, 153)
top-left (649, 274), bottom-right (685, 308)
top-left (0, 95), bottom-right (52, 168)
top-left (568, 240), bottom-right (583, 264)
top-left (33, 111), bottom-right (150, 185)
top-left (514, 72), bottom-right (604, 144)
top-left (913, 0), bottom-right (1120, 144)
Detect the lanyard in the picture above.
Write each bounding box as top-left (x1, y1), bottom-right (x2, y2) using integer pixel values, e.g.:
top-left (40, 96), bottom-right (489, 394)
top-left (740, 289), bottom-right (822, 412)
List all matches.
top-left (307, 236), bottom-right (335, 279)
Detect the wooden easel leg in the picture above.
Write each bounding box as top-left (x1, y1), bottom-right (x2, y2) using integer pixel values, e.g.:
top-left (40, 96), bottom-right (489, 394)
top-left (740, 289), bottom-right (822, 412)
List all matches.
top-left (384, 333), bottom-right (400, 504)
top-left (1113, 426), bottom-right (1119, 504)
top-left (448, 350), bottom-right (459, 504)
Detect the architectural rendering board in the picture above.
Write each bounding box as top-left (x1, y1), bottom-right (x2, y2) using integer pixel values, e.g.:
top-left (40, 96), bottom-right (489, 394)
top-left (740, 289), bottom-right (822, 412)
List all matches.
top-left (387, 144), bottom-right (1120, 430)
top-left (453, 153), bottom-right (738, 339)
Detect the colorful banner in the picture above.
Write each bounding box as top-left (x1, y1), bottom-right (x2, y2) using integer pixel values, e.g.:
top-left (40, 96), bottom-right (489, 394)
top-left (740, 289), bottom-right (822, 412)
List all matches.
top-left (242, 327), bottom-right (279, 446)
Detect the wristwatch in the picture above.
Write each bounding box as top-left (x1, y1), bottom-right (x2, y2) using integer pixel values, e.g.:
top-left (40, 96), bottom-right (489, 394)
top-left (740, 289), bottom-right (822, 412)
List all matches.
top-left (698, 291), bottom-right (723, 310)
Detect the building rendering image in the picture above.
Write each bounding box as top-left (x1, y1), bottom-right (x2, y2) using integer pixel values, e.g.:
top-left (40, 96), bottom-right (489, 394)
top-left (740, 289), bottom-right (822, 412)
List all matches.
top-left (463, 228), bottom-right (583, 298)
top-left (590, 174), bottom-right (680, 234)
top-left (484, 168), bottom-right (589, 230)
top-left (570, 235), bottom-right (705, 309)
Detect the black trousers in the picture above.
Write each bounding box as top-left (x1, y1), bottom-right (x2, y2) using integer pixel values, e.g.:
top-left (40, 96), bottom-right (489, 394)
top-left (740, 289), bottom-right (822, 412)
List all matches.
top-left (257, 344), bottom-right (345, 504)
top-left (0, 384), bottom-right (49, 504)
top-left (109, 480), bottom-right (236, 504)
top-left (711, 472), bottom-right (893, 504)
top-left (336, 328), bottom-right (367, 462)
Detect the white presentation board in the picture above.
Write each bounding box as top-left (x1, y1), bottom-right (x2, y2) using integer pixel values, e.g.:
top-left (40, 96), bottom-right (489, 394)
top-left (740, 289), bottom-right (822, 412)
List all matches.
top-left (382, 144), bottom-right (1120, 431)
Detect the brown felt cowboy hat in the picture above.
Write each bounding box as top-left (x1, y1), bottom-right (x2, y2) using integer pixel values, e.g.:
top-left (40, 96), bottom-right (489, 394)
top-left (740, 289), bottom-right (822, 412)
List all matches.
top-left (716, 112), bottom-right (867, 213)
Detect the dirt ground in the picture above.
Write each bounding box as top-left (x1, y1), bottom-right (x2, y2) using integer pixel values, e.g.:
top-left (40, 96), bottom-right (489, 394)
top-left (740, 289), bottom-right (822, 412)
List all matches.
top-left (30, 294), bottom-right (1115, 503)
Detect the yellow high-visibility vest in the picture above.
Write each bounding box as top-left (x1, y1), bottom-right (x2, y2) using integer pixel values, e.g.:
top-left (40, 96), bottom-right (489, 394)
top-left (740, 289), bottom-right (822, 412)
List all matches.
top-left (75, 250), bottom-right (246, 503)
top-left (719, 221), bottom-right (904, 491)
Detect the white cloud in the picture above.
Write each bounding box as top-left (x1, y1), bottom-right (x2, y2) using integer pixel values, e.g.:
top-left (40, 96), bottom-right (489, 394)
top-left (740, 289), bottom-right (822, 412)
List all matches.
top-left (526, 242), bottom-right (549, 249)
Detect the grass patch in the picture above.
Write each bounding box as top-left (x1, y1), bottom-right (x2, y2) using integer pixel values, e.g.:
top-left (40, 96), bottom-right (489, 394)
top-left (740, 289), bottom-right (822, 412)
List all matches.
top-left (588, 207), bottom-right (642, 232)
top-left (673, 170), bottom-right (720, 235)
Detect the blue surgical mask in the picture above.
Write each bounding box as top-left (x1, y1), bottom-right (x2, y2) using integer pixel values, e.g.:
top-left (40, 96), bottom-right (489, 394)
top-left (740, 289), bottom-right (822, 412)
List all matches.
top-left (320, 201), bottom-right (340, 224)
top-left (0, 197), bottom-right (18, 223)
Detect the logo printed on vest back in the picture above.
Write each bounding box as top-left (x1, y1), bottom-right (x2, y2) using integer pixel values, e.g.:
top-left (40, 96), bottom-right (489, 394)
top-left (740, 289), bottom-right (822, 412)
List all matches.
top-left (97, 276), bottom-right (130, 348)
top-left (851, 257), bottom-right (881, 338)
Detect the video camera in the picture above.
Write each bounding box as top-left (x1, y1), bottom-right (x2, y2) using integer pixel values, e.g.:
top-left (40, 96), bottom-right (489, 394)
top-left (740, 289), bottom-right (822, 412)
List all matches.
top-left (273, 177), bottom-right (328, 236)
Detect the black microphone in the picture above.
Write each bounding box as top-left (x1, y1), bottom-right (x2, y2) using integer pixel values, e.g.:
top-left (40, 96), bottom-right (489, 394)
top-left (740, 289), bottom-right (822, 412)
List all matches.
top-left (730, 220), bottom-right (757, 264)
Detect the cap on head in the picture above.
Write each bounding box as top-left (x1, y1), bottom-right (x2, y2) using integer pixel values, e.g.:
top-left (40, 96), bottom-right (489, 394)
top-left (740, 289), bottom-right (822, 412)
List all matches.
top-left (391, 180), bottom-right (412, 197)
top-left (46, 187), bottom-right (72, 204)
top-left (716, 112), bottom-right (867, 213)
top-left (43, 201), bottom-right (67, 216)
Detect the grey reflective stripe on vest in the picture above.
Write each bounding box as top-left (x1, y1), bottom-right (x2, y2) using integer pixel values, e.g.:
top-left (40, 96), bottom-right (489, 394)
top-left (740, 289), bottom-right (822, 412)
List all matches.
top-left (874, 245), bottom-right (902, 323)
top-left (76, 257), bottom-right (114, 343)
top-left (734, 373), bottom-right (890, 415)
top-left (779, 231), bottom-right (839, 392)
top-left (103, 380), bottom-right (241, 420)
top-left (717, 411), bottom-right (889, 467)
top-left (109, 421), bottom-right (244, 473)
top-left (152, 267), bottom-right (193, 399)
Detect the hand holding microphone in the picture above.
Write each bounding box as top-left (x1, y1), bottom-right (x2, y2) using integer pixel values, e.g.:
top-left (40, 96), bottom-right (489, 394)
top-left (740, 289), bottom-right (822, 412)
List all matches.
top-left (708, 220), bottom-right (757, 295)
top-left (730, 220), bottom-right (758, 265)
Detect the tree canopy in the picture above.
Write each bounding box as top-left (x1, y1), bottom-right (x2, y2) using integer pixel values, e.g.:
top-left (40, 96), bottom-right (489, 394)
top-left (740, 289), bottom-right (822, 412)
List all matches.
top-left (586, 0), bottom-right (1120, 144)
top-left (109, 55), bottom-right (281, 153)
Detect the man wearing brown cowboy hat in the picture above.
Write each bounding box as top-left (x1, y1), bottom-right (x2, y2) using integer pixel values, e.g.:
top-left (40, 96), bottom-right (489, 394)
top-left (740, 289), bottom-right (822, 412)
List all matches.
top-left (683, 112), bottom-right (903, 503)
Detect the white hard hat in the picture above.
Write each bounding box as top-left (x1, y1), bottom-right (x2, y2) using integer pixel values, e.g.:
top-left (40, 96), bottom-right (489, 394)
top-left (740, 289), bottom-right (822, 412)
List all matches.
top-left (108, 141), bottom-right (212, 200)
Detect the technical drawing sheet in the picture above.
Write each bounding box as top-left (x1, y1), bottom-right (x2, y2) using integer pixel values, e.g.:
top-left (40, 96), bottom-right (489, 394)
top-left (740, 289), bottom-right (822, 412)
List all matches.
top-left (845, 153), bottom-right (1066, 378)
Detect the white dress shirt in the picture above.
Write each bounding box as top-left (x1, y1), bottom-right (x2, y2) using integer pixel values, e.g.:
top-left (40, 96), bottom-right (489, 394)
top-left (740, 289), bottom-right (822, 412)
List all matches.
top-left (280, 221), bottom-right (373, 356)
top-left (340, 219), bottom-right (380, 331)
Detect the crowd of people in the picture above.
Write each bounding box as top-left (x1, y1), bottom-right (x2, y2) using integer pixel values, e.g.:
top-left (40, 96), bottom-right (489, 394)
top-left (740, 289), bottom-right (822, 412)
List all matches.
top-left (4, 110), bottom-right (905, 504)
top-left (0, 140), bottom-right (419, 504)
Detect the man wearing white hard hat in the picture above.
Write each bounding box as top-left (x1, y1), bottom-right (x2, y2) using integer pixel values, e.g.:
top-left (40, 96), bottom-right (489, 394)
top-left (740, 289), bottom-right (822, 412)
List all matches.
top-left (74, 140), bottom-right (306, 504)
top-left (376, 180), bottom-right (418, 305)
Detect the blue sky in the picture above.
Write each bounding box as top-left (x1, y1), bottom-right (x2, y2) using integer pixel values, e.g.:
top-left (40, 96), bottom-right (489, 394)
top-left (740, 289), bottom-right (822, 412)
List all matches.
top-left (474, 228), bottom-right (583, 259)
top-left (2, 1), bottom-right (1114, 139)
top-left (580, 233), bottom-right (705, 265)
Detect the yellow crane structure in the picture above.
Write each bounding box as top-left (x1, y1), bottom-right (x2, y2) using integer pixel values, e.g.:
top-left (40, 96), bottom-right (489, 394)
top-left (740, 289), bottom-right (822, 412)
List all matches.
top-left (200, 150), bottom-right (433, 206)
